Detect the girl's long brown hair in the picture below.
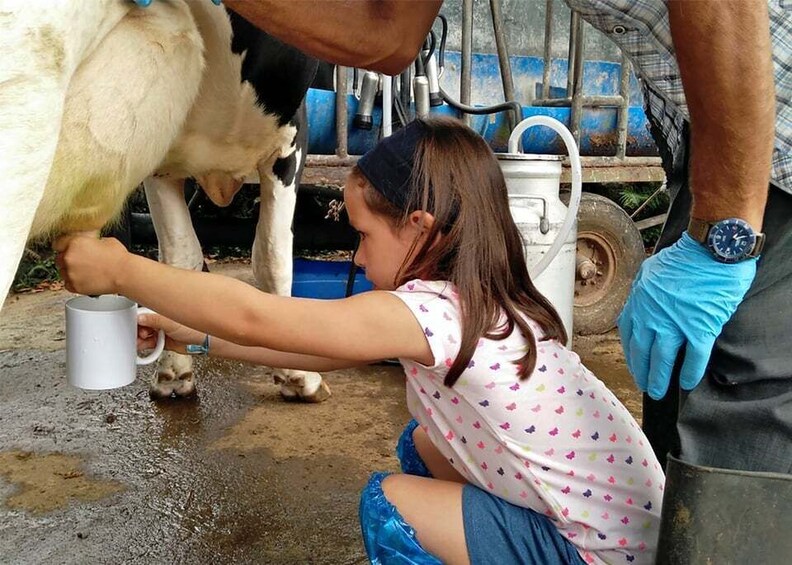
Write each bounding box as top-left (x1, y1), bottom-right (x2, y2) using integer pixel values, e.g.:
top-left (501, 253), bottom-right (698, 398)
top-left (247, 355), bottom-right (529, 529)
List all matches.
top-left (354, 116), bottom-right (567, 387)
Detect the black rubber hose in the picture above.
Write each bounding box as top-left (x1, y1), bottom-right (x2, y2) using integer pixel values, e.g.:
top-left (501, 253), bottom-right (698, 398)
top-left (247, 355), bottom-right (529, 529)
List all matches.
top-left (424, 15), bottom-right (522, 126)
top-left (440, 87), bottom-right (522, 126)
top-left (345, 238), bottom-right (360, 297)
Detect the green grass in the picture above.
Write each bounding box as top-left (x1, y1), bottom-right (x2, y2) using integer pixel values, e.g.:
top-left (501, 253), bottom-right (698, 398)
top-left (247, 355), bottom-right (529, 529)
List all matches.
top-left (12, 246), bottom-right (61, 292)
top-left (589, 181), bottom-right (669, 249)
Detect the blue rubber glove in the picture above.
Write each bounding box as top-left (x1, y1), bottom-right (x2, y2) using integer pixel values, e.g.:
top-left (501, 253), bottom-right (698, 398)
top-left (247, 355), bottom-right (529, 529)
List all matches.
top-left (618, 232), bottom-right (758, 400)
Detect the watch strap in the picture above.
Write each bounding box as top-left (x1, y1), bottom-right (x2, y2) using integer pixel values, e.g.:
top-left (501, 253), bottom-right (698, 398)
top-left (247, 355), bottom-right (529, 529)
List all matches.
top-left (687, 218), bottom-right (711, 244)
top-left (750, 233), bottom-right (766, 258)
top-left (185, 334), bottom-right (210, 356)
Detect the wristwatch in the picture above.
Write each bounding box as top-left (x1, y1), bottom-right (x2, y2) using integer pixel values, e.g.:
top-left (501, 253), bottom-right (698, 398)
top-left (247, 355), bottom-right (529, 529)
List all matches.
top-left (688, 217), bottom-right (765, 263)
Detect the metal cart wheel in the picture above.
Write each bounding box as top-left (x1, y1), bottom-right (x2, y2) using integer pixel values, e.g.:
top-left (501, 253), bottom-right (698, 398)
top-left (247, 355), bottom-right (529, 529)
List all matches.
top-left (573, 193), bottom-right (645, 335)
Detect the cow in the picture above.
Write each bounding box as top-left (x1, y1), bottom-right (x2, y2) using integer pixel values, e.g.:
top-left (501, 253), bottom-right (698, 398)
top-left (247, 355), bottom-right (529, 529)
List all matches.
top-left (0, 1), bottom-right (329, 402)
top-left (144, 9), bottom-right (330, 402)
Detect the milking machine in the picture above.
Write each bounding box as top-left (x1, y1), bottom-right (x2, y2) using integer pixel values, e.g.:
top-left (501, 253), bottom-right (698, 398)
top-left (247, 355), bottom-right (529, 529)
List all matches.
top-left (500, 116), bottom-right (582, 340)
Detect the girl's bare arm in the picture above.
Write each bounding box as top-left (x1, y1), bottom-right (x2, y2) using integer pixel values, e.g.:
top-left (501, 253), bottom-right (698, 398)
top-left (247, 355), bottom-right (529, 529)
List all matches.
top-left (207, 336), bottom-right (377, 372)
top-left (56, 236), bottom-right (433, 366)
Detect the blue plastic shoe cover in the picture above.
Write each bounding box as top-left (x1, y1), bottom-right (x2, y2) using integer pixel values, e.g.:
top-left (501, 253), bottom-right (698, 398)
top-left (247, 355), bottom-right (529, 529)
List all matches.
top-left (358, 472), bottom-right (443, 565)
top-left (396, 420), bottom-right (433, 478)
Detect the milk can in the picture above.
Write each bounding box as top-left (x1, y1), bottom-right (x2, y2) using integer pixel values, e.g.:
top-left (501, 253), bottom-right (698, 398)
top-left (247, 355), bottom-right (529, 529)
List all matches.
top-left (498, 116), bottom-right (583, 341)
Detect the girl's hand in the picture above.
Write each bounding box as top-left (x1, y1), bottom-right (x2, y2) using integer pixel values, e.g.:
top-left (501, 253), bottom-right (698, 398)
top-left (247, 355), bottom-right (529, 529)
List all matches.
top-left (137, 313), bottom-right (207, 355)
top-left (53, 235), bottom-right (130, 296)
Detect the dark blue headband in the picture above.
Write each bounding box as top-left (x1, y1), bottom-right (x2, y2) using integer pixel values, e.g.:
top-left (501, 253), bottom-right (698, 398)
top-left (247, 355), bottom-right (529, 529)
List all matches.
top-left (356, 120), bottom-right (429, 210)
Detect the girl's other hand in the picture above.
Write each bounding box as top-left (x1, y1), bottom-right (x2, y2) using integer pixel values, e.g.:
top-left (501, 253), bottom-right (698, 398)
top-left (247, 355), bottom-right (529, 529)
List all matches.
top-left (53, 235), bottom-right (129, 296)
top-left (137, 313), bottom-right (206, 354)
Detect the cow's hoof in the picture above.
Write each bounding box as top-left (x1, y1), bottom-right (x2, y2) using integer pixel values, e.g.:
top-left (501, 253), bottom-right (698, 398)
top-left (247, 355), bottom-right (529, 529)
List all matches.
top-left (275, 370), bottom-right (331, 403)
top-left (149, 372), bottom-right (196, 400)
top-left (281, 380), bottom-right (332, 403)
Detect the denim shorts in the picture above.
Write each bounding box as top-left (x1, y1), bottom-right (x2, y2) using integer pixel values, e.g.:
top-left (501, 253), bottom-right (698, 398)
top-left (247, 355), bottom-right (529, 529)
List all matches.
top-left (462, 483), bottom-right (586, 565)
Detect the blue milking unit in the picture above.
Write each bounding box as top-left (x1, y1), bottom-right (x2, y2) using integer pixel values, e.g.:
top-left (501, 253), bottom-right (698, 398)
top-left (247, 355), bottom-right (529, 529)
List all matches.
top-left (292, 258), bottom-right (373, 299)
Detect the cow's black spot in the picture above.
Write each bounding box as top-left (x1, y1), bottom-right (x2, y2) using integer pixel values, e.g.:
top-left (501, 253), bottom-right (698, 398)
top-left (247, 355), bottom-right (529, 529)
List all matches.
top-left (273, 152), bottom-right (297, 188)
top-left (229, 12), bottom-right (319, 127)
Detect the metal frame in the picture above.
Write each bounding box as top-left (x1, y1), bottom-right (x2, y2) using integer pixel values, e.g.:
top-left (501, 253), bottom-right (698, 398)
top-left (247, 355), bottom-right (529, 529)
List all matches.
top-left (531, 1), bottom-right (664, 183)
top-left (316, 0), bottom-right (666, 189)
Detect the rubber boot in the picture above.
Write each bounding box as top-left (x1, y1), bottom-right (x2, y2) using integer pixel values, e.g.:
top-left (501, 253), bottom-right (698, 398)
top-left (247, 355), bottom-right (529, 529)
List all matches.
top-left (359, 472), bottom-right (442, 565)
top-left (397, 419), bottom-right (433, 478)
top-left (656, 455), bottom-right (792, 564)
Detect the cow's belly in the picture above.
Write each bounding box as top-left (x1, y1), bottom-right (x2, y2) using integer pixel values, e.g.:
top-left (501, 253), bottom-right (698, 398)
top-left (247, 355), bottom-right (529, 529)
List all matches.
top-left (28, 0), bottom-right (205, 239)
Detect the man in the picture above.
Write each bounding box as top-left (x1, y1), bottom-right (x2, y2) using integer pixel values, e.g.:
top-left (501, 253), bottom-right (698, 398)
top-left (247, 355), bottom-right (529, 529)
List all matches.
top-left (562, 1), bottom-right (790, 477)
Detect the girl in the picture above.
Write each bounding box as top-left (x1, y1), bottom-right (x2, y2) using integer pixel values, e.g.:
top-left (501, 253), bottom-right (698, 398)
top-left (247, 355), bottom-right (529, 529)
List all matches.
top-left (56, 117), bottom-right (664, 564)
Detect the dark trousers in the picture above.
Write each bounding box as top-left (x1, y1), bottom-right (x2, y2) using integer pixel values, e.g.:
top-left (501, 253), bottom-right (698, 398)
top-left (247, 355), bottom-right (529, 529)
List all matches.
top-left (643, 139), bottom-right (792, 475)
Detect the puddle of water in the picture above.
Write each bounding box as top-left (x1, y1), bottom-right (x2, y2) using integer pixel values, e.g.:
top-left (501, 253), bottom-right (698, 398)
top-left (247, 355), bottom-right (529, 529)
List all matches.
top-left (0, 450), bottom-right (122, 514)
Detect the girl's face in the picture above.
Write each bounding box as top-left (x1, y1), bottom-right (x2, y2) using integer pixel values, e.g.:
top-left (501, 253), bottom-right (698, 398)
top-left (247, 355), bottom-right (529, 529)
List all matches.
top-left (343, 180), bottom-right (422, 290)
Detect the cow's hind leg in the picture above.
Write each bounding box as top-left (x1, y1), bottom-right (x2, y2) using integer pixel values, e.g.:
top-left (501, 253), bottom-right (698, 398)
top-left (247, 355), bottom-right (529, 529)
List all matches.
top-left (252, 114), bottom-right (330, 403)
top-left (0, 4), bottom-right (99, 310)
top-left (144, 176), bottom-right (203, 399)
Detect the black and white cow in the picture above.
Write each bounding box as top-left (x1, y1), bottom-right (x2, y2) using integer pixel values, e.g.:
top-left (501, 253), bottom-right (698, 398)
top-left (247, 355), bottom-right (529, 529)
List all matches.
top-left (0, 1), bottom-right (330, 402)
top-left (145, 10), bottom-right (330, 402)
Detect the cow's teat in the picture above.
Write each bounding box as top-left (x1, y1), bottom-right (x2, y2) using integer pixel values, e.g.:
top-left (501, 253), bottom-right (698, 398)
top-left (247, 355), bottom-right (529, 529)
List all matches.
top-left (195, 172), bottom-right (244, 208)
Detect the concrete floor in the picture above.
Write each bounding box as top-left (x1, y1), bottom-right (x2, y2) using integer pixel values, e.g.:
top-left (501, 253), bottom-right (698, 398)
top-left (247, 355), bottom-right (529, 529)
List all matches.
top-left (0, 263), bottom-right (636, 564)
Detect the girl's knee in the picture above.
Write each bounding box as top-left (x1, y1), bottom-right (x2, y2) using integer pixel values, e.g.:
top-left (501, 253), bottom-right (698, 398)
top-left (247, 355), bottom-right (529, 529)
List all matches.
top-left (358, 472), bottom-right (442, 564)
top-left (379, 473), bottom-right (404, 504)
top-left (359, 473), bottom-right (404, 519)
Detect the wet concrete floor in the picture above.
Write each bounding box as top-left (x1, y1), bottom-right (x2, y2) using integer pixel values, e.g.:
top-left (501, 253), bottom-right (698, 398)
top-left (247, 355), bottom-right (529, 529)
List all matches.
top-left (0, 263), bottom-right (637, 564)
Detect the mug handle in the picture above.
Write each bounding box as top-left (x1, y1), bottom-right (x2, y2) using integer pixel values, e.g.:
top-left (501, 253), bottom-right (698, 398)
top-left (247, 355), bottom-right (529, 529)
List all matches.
top-left (136, 307), bottom-right (166, 365)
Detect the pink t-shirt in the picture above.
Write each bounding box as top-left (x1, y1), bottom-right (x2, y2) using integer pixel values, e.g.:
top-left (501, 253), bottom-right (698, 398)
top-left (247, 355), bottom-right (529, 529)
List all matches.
top-left (390, 279), bottom-right (664, 565)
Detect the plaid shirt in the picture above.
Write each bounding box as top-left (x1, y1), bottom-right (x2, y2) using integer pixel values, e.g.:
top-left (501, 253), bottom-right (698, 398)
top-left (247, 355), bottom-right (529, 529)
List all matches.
top-left (565, 0), bottom-right (791, 194)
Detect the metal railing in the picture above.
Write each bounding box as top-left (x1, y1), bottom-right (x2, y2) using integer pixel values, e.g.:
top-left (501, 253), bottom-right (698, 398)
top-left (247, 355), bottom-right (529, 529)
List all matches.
top-left (532, 0), bottom-right (633, 159)
top-left (307, 0), bottom-right (665, 186)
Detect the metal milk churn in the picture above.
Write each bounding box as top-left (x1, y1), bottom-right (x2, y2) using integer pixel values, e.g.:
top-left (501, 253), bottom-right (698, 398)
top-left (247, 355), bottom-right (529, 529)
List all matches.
top-left (498, 116), bottom-right (583, 342)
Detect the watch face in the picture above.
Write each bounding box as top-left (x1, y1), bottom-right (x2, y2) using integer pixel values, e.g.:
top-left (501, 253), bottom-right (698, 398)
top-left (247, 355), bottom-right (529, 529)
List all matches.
top-left (707, 218), bottom-right (756, 263)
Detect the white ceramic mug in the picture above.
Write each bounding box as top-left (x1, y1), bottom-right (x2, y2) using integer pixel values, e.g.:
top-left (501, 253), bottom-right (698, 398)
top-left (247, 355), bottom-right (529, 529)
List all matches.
top-left (65, 295), bottom-right (165, 390)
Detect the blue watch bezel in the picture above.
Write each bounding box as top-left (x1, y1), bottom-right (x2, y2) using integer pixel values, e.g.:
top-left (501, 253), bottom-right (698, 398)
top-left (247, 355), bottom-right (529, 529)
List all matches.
top-left (705, 218), bottom-right (757, 263)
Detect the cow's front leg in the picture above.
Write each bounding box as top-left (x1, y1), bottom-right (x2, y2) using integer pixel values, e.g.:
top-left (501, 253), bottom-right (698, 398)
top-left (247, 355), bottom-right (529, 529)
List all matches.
top-left (253, 143), bottom-right (331, 403)
top-left (143, 176), bottom-right (204, 399)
